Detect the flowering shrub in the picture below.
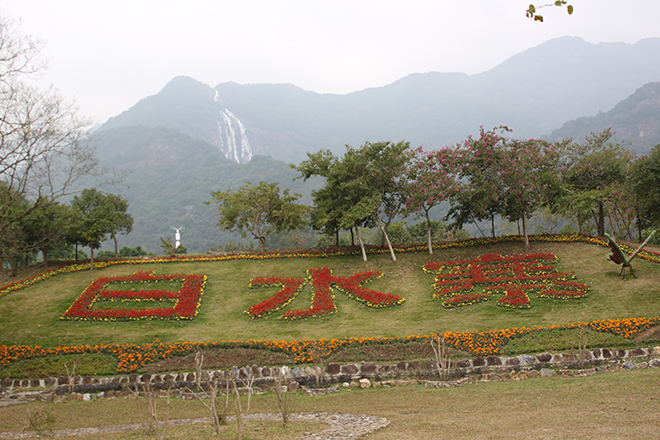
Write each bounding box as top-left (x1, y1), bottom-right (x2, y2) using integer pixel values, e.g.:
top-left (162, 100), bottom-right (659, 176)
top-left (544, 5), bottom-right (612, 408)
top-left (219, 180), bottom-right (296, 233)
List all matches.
top-left (423, 253), bottom-right (590, 308)
top-left (1, 317), bottom-right (658, 371)
top-left (60, 270), bottom-right (207, 321)
top-left (246, 267), bottom-right (405, 320)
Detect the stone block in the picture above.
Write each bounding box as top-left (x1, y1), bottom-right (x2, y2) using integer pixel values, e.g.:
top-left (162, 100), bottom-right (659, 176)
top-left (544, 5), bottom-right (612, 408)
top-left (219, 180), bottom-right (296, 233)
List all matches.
top-left (359, 378), bottom-right (371, 389)
top-left (486, 356), bottom-right (501, 366)
top-left (473, 357), bottom-right (486, 367)
top-left (341, 364), bottom-right (358, 375)
top-left (361, 362), bottom-right (377, 374)
top-left (630, 348), bottom-right (645, 357)
top-left (325, 363), bottom-right (340, 375)
top-left (536, 353), bottom-right (552, 363)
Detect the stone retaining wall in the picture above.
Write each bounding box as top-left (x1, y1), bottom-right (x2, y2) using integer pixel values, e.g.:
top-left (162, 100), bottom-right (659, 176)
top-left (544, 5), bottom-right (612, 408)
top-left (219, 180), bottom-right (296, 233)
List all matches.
top-left (2, 346), bottom-right (658, 393)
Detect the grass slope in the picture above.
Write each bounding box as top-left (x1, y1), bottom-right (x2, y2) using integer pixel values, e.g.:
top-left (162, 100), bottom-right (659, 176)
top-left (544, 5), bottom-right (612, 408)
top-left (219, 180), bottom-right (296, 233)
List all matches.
top-left (1, 240), bottom-right (659, 349)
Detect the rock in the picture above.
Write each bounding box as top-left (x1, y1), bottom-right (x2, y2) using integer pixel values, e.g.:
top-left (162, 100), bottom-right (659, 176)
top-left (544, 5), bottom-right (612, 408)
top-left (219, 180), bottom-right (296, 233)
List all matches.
top-left (635, 362), bottom-right (648, 369)
top-left (486, 356), bottom-right (502, 366)
top-left (326, 363), bottom-right (340, 375)
top-left (473, 357), bottom-right (486, 367)
top-left (359, 378), bottom-right (371, 389)
top-left (540, 368), bottom-right (555, 377)
top-left (630, 348), bottom-right (645, 357)
top-left (536, 353), bottom-right (552, 363)
top-left (622, 361), bottom-right (635, 370)
top-left (349, 381), bottom-right (360, 388)
top-left (361, 362), bottom-right (377, 374)
top-left (649, 359), bottom-right (660, 368)
top-left (341, 364), bottom-right (358, 375)
top-left (527, 370), bottom-right (541, 378)
top-left (505, 357), bottom-right (520, 366)
top-left (287, 381), bottom-right (299, 392)
top-left (342, 382), bottom-right (350, 388)
top-left (1, 377), bottom-right (13, 387)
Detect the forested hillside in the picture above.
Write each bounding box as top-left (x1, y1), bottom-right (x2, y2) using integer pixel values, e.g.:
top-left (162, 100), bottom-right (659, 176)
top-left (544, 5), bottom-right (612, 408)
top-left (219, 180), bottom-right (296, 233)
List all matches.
top-left (548, 82), bottom-right (660, 154)
top-left (92, 126), bottom-right (319, 253)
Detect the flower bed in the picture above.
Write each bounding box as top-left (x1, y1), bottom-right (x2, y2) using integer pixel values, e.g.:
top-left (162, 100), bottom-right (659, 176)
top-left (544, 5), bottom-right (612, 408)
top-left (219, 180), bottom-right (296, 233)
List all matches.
top-left (423, 253), bottom-right (590, 309)
top-left (1, 317), bottom-right (658, 372)
top-left (246, 267), bottom-right (404, 320)
top-left (2, 233), bottom-right (658, 297)
top-left (60, 270), bottom-right (207, 321)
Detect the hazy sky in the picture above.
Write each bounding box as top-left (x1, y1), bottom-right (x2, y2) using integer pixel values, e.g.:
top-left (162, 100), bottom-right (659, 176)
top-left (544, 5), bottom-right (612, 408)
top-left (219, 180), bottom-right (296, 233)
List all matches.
top-left (1, 0), bottom-right (659, 124)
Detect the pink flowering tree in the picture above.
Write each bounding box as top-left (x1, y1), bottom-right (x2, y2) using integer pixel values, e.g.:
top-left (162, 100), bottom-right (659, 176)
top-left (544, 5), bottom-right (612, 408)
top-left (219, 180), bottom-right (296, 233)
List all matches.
top-left (403, 146), bottom-right (461, 254)
top-left (498, 137), bottom-right (563, 247)
top-left (448, 127), bottom-right (509, 238)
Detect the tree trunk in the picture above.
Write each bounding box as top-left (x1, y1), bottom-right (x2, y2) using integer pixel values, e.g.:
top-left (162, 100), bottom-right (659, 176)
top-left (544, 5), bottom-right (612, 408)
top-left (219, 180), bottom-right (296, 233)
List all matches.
top-left (522, 210), bottom-right (529, 247)
top-left (113, 235), bottom-right (119, 260)
top-left (43, 249), bottom-right (49, 269)
top-left (597, 202), bottom-right (605, 237)
top-left (637, 215), bottom-right (643, 243)
top-left (425, 211), bottom-right (434, 254)
top-left (375, 215), bottom-right (396, 261)
top-left (90, 247), bottom-right (95, 270)
top-left (355, 226), bottom-right (368, 261)
top-left (491, 214), bottom-right (496, 238)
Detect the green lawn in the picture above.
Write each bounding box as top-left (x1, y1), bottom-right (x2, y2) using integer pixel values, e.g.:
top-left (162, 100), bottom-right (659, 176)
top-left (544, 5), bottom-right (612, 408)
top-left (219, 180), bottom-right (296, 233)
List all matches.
top-left (1, 240), bottom-right (659, 349)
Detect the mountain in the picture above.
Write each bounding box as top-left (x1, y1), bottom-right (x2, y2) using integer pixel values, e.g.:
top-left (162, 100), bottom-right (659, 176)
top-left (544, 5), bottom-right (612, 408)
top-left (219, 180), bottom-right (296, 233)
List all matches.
top-left (99, 36), bottom-right (660, 164)
top-left (546, 82), bottom-right (660, 154)
top-left (91, 36), bottom-right (660, 253)
top-left (91, 126), bottom-right (318, 253)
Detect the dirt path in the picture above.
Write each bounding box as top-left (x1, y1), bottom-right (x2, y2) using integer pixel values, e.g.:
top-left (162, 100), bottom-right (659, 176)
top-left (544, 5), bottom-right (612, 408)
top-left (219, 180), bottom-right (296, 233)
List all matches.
top-left (0, 412), bottom-right (389, 439)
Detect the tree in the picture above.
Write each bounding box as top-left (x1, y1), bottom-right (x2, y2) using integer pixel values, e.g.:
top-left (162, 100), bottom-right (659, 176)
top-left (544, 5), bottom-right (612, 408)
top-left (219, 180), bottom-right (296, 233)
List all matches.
top-left (451, 127), bottom-right (563, 247)
top-left (526, 1), bottom-right (574, 22)
top-left (403, 146), bottom-right (461, 254)
top-left (69, 189), bottom-right (133, 268)
top-left (346, 141), bottom-right (411, 261)
top-left (558, 130), bottom-right (633, 237)
top-left (20, 202), bottom-right (69, 268)
top-left (105, 193), bottom-right (133, 259)
top-left (294, 141), bottom-right (411, 261)
top-left (630, 144), bottom-right (660, 234)
top-left (448, 127), bottom-right (510, 238)
top-left (208, 181), bottom-right (309, 252)
top-left (498, 137), bottom-right (563, 247)
top-left (0, 14), bottom-right (98, 246)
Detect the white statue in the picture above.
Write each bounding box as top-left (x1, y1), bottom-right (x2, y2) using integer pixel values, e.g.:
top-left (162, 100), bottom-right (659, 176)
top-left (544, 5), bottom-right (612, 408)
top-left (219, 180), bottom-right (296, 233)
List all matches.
top-left (171, 226), bottom-right (185, 248)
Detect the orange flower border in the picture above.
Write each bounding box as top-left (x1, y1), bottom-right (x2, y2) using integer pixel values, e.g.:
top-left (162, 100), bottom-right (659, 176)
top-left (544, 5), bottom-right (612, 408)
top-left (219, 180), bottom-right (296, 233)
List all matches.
top-left (1, 317), bottom-right (658, 372)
